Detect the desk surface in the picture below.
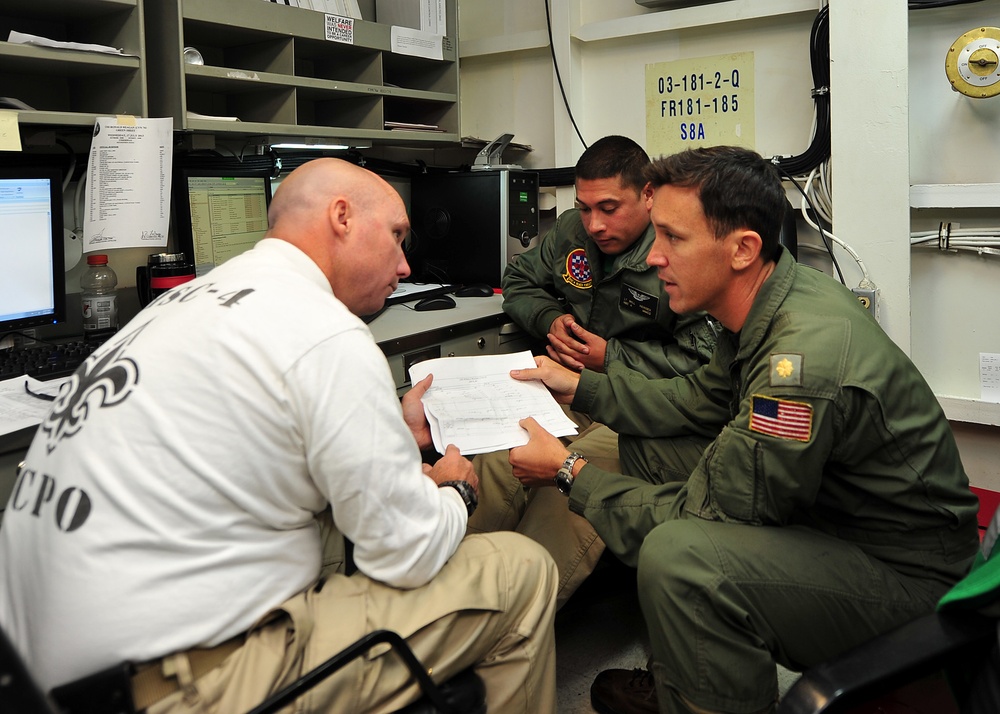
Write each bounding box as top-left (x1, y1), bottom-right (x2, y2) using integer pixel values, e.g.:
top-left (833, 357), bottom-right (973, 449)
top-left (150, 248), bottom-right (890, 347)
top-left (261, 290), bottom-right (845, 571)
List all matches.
top-left (370, 294), bottom-right (513, 356)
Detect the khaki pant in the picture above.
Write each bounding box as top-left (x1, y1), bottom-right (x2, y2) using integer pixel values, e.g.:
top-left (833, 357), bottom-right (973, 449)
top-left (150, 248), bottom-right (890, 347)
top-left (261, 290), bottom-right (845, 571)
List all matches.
top-left (468, 422), bottom-right (621, 610)
top-left (149, 532), bottom-right (558, 714)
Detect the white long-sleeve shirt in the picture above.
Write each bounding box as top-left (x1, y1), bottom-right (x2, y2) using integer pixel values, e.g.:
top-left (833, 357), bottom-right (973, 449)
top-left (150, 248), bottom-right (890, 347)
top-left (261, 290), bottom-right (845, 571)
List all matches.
top-left (0, 239), bottom-right (467, 691)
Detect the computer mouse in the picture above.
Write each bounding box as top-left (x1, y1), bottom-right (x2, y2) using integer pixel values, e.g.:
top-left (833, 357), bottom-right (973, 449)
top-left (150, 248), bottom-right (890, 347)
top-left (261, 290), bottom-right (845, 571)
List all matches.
top-left (414, 295), bottom-right (457, 311)
top-left (453, 283), bottom-right (496, 298)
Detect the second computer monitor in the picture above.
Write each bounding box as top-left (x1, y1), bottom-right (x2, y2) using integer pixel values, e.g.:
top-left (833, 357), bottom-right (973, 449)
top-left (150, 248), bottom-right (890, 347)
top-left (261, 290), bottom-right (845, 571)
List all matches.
top-left (174, 166), bottom-right (272, 278)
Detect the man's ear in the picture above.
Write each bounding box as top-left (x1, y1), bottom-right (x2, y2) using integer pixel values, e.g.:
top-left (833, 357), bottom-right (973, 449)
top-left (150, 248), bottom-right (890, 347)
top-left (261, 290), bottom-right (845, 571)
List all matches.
top-left (642, 182), bottom-right (654, 209)
top-left (328, 196), bottom-right (350, 241)
top-left (731, 229), bottom-right (763, 271)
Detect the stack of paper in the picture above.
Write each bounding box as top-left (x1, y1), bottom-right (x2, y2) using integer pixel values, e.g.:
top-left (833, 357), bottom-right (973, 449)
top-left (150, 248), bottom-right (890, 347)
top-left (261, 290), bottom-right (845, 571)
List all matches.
top-left (408, 350), bottom-right (578, 455)
top-left (266, 0), bottom-right (362, 17)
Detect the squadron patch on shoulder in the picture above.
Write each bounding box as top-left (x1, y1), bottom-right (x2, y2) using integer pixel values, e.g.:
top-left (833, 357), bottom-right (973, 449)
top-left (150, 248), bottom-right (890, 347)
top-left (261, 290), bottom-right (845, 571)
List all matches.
top-left (562, 248), bottom-right (593, 289)
top-left (769, 353), bottom-right (803, 387)
top-left (749, 395), bottom-right (813, 442)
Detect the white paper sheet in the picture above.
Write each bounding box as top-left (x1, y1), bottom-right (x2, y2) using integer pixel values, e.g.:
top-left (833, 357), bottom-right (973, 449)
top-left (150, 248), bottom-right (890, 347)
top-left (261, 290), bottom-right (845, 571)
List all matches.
top-left (981, 353), bottom-right (1000, 403)
top-left (0, 376), bottom-right (70, 436)
top-left (408, 350), bottom-right (577, 455)
top-left (7, 30), bottom-right (132, 56)
top-left (389, 26), bottom-right (443, 60)
top-left (83, 116), bottom-right (173, 252)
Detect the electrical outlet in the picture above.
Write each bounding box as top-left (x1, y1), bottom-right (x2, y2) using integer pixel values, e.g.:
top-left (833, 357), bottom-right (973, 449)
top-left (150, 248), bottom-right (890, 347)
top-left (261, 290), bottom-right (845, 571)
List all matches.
top-left (852, 286), bottom-right (878, 320)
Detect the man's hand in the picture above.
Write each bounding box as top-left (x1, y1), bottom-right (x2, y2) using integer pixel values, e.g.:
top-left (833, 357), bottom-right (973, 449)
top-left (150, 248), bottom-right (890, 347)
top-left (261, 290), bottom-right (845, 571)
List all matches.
top-left (547, 318), bottom-right (608, 372)
top-left (402, 374), bottom-right (434, 451)
top-left (509, 417), bottom-right (570, 488)
top-left (423, 444), bottom-right (478, 492)
top-left (510, 355), bottom-right (581, 405)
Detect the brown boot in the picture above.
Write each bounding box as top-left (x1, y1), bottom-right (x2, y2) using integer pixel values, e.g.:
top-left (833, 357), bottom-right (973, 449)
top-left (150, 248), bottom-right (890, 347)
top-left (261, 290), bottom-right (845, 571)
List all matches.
top-left (590, 668), bottom-right (659, 714)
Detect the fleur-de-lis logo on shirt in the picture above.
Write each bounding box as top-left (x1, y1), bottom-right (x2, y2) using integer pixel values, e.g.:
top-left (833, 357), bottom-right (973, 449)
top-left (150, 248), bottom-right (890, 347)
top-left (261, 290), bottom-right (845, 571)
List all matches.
top-left (40, 328), bottom-right (143, 454)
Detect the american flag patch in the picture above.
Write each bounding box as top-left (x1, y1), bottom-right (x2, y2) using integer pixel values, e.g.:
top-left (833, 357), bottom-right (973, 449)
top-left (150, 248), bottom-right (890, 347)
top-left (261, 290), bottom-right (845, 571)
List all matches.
top-left (749, 395), bottom-right (813, 442)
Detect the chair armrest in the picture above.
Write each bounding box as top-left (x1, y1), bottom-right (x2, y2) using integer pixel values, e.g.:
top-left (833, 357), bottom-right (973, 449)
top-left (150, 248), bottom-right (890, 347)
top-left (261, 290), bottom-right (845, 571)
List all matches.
top-left (245, 629), bottom-right (479, 714)
top-left (778, 610), bottom-right (996, 714)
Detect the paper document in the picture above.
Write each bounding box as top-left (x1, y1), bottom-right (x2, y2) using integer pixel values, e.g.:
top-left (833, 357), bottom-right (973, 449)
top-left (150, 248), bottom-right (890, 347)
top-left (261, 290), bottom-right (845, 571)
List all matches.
top-left (7, 30), bottom-right (133, 57)
top-left (0, 376), bottom-right (70, 437)
top-left (389, 26), bottom-right (443, 61)
top-left (387, 282), bottom-right (451, 304)
top-left (409, 350), bottom-right (577, 455)
top-left (84, 116), bottom-right (173, 252)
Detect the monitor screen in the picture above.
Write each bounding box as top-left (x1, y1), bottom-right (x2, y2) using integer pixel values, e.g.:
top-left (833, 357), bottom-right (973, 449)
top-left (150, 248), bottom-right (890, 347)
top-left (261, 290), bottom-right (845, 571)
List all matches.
top-left (174, 167), bottom-right (272, 278)
top-left (0, 166), bottom-right (66, 336)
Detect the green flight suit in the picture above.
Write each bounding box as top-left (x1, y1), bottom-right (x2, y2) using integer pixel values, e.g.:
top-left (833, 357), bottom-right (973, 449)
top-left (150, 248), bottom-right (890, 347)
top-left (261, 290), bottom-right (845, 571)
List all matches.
top-left (569, 248), bottom-right (980, 713)
top-left (471, 209), bottom-right (718, 608)
top-left (501, 208), bottom-right (717, 377)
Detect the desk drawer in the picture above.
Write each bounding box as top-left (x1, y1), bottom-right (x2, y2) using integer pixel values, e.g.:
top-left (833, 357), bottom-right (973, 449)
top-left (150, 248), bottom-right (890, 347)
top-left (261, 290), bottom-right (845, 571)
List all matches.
top-left (385, 324), bottom-right (531, 395)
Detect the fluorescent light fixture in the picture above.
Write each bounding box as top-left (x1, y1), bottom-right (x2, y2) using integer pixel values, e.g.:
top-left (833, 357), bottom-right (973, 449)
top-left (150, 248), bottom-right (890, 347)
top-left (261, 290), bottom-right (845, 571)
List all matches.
top-left (270, 142), bottom-right (353, 150)
top-left (255, 136), bottom-right (373, 151)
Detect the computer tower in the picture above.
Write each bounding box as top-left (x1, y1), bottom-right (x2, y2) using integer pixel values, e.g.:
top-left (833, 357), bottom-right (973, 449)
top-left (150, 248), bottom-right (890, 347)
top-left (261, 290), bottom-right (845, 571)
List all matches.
top-left (409, 169), bottom-right (539, 287)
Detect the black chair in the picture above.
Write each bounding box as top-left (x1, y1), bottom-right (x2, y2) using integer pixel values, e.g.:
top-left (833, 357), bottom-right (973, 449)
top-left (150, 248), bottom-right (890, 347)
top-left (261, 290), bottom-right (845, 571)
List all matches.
top-left (1, 623), bottom-right (484, 714)
top-left (0, 620), bottom-right (59, 714)
top-left (777, 609), bottom-right (998, 714)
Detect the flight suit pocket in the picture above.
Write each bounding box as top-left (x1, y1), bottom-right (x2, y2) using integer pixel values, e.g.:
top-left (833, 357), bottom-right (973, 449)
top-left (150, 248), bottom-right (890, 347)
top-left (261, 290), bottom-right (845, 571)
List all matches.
top-left (701, 428), bottom-right (764, 524)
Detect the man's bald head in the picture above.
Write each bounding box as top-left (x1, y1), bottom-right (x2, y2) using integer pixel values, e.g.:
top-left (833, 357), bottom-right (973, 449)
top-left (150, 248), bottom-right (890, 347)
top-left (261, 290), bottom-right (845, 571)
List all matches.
top-left (263, 158), bottom-right (411, 316)
top-left (268, 158), bottom-right (388, 235)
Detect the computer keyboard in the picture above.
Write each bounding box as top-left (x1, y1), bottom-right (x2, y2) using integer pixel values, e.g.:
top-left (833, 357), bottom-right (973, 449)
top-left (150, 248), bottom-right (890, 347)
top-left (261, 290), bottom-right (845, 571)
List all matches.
top-left (0, 339), bottom-right (99, 382)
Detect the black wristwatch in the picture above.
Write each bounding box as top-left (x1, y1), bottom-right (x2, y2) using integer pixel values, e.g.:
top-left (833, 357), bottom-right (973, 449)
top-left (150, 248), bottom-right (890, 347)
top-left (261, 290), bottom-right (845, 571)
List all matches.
top-left (440, 480), bottom-right (478, 517)
top-left (554, 452), bottom-right (586, 495)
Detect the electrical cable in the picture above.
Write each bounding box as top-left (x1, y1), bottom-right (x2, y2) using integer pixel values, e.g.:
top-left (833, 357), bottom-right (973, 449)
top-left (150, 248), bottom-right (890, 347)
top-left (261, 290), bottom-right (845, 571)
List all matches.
top-left (908, 0), bottom-right (984, 8)
top-left (544, 0), bottom-right (588, 151)
top-left (911, 224), bottom-right (1000, 258)
top-left (776, 165), bottom-right (845, 285)
top-left (771, 4), bottom-right (830, 177)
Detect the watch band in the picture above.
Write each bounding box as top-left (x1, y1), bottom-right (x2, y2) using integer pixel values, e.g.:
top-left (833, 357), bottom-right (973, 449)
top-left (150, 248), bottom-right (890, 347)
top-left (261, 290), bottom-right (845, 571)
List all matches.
top-left (555, 452), bottom-right (586, 495)
top-left (440, 480), bottom-right (478, 517)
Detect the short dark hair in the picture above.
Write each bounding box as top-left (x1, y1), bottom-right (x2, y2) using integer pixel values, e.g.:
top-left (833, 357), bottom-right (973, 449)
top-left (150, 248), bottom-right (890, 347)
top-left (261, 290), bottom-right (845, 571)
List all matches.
top-left (575, 135), bottom-right (650, 193)
top-left (643, 146), bottom-right (786, 262)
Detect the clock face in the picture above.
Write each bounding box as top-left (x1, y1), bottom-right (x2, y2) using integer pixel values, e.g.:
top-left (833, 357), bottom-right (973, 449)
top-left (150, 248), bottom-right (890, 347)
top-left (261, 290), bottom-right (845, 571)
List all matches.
top-left (946, 27), bottom-right (1000, 98)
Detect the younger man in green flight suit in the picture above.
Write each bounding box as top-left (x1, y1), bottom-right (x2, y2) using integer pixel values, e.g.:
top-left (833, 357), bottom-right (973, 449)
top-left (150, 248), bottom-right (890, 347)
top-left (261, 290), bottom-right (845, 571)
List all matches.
top-left (468, 136), bottom-right (717, 608)
top-left (507, 145), bottom-right (980, 714)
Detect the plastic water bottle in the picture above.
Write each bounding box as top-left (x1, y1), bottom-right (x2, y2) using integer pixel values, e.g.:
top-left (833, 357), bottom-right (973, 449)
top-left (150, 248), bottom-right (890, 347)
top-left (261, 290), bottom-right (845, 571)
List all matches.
top-left (80, 254), bottom-right (119, 342)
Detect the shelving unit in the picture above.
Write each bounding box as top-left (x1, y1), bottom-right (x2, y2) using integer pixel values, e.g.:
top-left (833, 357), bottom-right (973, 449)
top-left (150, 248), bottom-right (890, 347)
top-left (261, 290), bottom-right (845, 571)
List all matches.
top-left (0, 0), bottom-right (146, 127)
top-left (144, 0), bottom-right (459, 146)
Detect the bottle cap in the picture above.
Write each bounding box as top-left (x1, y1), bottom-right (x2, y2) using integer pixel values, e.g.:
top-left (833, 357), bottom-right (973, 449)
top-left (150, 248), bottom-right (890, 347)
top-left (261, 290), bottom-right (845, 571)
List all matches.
top-left (87, 254), bottom-right (109, 265)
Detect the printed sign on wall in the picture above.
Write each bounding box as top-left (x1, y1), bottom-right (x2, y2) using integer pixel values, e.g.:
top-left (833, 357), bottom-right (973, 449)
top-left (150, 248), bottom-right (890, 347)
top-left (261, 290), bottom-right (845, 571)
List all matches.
top-left (646, 52), bottom-right (755, 157)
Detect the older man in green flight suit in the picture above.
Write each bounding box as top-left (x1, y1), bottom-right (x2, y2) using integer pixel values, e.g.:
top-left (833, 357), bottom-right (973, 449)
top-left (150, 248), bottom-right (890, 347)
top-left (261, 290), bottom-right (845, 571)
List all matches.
top-left (507, 145), bottom-right (980, 714)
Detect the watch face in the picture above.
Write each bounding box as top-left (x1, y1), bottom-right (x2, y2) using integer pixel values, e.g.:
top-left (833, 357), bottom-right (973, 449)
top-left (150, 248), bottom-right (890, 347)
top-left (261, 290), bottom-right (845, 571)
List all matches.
top-left (555, 469), bottom-right (572, 495)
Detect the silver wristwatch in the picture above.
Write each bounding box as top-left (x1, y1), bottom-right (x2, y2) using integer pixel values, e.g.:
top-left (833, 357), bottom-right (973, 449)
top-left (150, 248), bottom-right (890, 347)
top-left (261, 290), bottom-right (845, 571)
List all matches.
top-left (554, 452), bottom-right (586, 495)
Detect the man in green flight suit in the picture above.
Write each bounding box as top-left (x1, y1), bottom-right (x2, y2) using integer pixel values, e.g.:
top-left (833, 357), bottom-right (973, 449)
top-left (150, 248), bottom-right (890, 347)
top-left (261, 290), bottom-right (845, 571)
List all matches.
top-left (506, 145), bottom-right (980, 714)
top-left (469, 135), bottom-right (717, 608)
top-left (501, 134), bottom-right (716, 379)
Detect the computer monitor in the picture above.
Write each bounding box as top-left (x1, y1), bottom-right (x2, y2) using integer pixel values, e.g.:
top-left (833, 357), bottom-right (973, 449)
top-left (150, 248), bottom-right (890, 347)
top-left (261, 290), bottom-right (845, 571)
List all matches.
top-left (174, 166), bottom-right (272, 278)
top-left (0, 165), bottom-right (66, 336)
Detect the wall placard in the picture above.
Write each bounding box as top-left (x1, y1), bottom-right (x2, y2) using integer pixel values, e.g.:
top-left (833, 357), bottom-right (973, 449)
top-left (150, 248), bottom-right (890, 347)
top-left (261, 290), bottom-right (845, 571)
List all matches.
top-left (645, 52), bottom-right (755, 157)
